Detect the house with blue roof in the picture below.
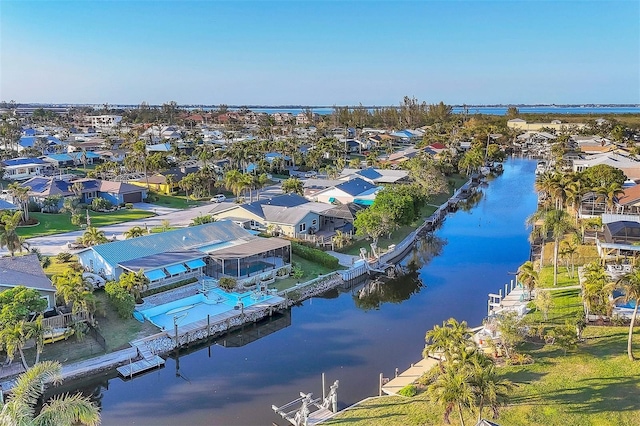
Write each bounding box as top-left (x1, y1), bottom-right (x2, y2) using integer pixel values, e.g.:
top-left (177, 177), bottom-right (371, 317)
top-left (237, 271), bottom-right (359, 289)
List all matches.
top-left (2, 157), bottom-right (52, 180)
top-left (17, 135), bottom-right (63, 153)
top-left (338, 167), bottom-right (409, 184)
top-left (76, 220), bottom-right (291, 288)
top-left (311, 177), bottom-right (383, 206)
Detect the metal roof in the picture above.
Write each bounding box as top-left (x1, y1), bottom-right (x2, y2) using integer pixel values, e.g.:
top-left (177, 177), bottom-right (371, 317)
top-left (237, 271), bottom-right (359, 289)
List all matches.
top-left (88, 220), bottom-right (254, 266)
top-left (118, 249), bottom-right (205, 271)
top-left (335, 177), bottom-right (377, 196)
top-left (208, 237), bottom-right (290, 259)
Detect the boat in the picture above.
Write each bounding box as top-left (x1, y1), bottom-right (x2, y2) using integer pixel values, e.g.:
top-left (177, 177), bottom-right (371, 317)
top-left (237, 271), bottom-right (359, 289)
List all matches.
top-left (535, 161), bottom-right (546, 175)
top-left (43, 327), bottom-right (74, 344)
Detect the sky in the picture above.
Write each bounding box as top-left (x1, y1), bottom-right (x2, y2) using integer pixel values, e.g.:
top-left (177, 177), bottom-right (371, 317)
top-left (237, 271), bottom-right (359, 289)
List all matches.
top-left (1, 0), bottom-right (639, 106)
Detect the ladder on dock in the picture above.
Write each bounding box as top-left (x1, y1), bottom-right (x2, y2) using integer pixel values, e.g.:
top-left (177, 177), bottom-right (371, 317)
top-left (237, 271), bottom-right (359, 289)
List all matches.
top-left (117, 342), bottom-right (165, 379)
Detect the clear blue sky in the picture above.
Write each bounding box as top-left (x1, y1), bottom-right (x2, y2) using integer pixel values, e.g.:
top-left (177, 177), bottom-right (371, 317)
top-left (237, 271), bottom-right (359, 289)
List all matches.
top-left (1, 0), bottom-right (638, 105)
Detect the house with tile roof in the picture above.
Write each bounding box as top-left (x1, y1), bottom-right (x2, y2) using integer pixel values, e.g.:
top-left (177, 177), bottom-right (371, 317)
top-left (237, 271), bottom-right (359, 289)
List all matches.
top-left (616, 185), bottom-right (640, 214)
top-left (572, 152), bottom-right (640, 180)
top-left (0, 254), bottom-right (56, 308)
top-left (76, 221), bottom-right (291, 287)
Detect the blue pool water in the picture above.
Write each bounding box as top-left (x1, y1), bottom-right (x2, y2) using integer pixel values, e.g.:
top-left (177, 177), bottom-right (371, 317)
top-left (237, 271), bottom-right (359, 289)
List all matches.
top-left (613, 290), bottom-right (638, 310)
top-left (138, 288), bottom-right (275, 330)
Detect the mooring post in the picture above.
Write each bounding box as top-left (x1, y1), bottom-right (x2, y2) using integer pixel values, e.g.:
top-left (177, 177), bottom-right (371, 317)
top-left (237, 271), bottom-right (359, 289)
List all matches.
top-left (322, 372), bottom-right (326, 400)
top-left (207, 315), bottom-right (210, 338)
top-left (379, 373), bottom-right (383, 396)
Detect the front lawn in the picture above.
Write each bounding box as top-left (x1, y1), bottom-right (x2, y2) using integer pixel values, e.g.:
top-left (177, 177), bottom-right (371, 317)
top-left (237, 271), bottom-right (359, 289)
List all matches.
top-left (148, 192), bottom-right (203, 209)
top-left (270, 254), bottom-right (339, 292)
top-left (17, 210), bottom-right (155, 238)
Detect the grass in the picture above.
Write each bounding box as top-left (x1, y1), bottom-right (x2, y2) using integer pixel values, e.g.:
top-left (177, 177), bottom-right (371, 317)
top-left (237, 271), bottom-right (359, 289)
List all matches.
top-left (270, 254), bottom-right (338, 292)
top-left (327, 325), bottom-right (640, 426)
top-left (16, 210), bottom-right (155, 238)
top-left (147, 191), bottom-right (204, 209)
top-left (43, 256), bottom-right (76, 278)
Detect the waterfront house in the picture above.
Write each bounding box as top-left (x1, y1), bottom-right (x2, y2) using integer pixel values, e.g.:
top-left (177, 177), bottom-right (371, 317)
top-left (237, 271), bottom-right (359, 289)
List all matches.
top-left (208, 193), bottom-right (353, 242)
top-left (338, 167), bottom-right (409, 185)
top-left (311, 177), bottom-right (382, 206)
top-left (615, 185), bottom-right (640, 214)
top-left (572, 152), bottom-right (640, 180)
top-left (0, 254), bottom-right (56, 308)
top-left (41, 152), bottom-right (101, 168)
top-left (76, 221), bottom-right (291, 287)
top-left (2, 157), bottom-right (52, 180)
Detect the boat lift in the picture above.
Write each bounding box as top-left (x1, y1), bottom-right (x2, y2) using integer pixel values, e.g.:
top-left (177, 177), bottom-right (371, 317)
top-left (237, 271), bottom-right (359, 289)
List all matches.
top-left (272, 380), bottom-right (339, 426)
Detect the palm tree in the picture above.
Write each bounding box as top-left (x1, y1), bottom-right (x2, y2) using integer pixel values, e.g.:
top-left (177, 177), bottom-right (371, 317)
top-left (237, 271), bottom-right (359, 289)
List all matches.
top-left (0, 321), bottom-right (30, 369)
top-left (8, 182), bottom-right (30, 222)
top-left (527, 209), bottom-right (575, 286)
top-left (0, 210), bottom-right (26, 256)
top-left (23, 315), bottom-right (49, 366)
top-left (469, 355), bottom-right (513, 422)
top-left (53, 269), bottom-right (96, 318)
top-left (616, 268), bottom-right (640, 360)
top-left (118, 270), bottom-right (149, 302)
top-left (517, 260), bottom-right (538, 299)
top-left (423, 318), bottom-right (470, 362)
top-left (124, 226), bottom-right (146, 239)
top-left (582, 262), bottom-right (614, 318)
top-left (0, 360), bottom-right (100, 425)
top-left (428, 363), bottom-right (474, 426)
top-left (559, 237), bottom-right (578, 278)
top-left (594, 182), bottom-right (624, 214)
top-left (81, 226), bottom-right (108, 247)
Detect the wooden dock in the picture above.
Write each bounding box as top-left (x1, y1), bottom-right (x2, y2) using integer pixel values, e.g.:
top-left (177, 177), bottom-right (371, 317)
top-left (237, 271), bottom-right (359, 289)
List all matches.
top-left (381, 357), bottom-right (439, 395)
top-left (116, 355), bottom-right (165, 378)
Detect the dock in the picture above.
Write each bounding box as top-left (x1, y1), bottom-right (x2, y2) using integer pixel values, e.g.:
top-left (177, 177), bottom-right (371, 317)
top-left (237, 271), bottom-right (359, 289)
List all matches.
top-left (272, 379), bottom-right (340, 425)
top-left (381, 357), bottom-right (439, 395)
top-left (116, 355), bottom-right (165, 378)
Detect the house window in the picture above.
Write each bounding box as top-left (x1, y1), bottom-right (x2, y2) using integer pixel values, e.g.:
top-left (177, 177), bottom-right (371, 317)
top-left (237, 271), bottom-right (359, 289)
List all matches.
top-left (299, 223), bottom-right (306, 232)
top-left (40, 295), bottom-right (51, 309)
top-left (312, 219), bottom-right (317, 226)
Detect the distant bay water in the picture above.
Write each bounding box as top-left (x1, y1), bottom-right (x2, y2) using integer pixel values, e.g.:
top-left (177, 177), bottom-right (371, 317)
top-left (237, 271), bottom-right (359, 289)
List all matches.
top-left (210, 106), bottom-right (640, 116)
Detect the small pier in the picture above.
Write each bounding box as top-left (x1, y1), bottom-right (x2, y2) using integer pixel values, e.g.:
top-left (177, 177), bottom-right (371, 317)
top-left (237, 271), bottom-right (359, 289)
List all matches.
top-left (116, 355), bottom-right (165, 378)
top-left (380, 357), bottom-right (439, 396)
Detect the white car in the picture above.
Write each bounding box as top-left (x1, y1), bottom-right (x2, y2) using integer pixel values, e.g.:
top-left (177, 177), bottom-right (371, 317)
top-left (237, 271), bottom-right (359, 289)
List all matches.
top-left (210, 194), bottom-right (226, 203)
top-left (304, 171), bottom-right (317, 178)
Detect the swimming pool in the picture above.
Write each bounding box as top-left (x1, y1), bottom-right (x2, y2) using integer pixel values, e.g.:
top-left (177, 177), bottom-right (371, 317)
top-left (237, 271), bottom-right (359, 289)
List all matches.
top-left (613, 290), bottom-right (638, 310)
top-left (137, 288), bottom-right (276, 331)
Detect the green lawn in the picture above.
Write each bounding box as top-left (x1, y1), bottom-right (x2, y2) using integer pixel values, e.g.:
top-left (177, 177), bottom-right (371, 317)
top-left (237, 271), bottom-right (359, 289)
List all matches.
top-left (270, 254), bottom-right (338, 292)
top-left (17, 210), bottom-right (155, 238)
top-left (148, 192), bottom-right (204, 209)
top-left (327, 325), bottom-right (640, 426)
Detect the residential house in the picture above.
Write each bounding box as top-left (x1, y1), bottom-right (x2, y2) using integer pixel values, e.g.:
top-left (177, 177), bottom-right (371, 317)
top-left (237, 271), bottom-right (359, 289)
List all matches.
top-left (21, 176), bottom-right (147, 205)
top-left (572, 152), bottom-right (640, 180)
top-left (311, 177), bottom-right (382, 206)
top-left (507, 119), bottom-right (586, 131)
top-left (41, 152), bottom-right (101, 169)
top-left (338, 167), bottom-right (409, 184)
top-left (615, 185), bottom-right (640, 214)
top-left (2, 157), bottom-right (53, 180)
top-left (129, 165), bottom-right (199, 195)
top-left (571, 135), bottom-right (614, 154)
top-left (76, 221), bottom-right (291, 286)
top-left (0, 254), bottom-right (56, 308)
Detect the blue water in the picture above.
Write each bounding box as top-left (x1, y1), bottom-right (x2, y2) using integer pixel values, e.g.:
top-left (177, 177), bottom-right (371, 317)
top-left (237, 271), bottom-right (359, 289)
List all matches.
top-left (613, 290), bottom-right (638, 310)
top-left (215, 106), bottom-right (640, 115)
top-left (58, 158), bottom-right (538, 425)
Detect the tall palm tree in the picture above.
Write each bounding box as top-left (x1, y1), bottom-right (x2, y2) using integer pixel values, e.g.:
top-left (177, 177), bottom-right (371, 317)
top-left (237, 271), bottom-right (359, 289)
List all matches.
top-left (0, 360), bottom-right (100, 426)
top-left (517, 260), bottom-right (538, 299)
top-left (428, 363), bottom-right (474, 426)
top-left (0, 210), bottom-right (26, 256)
top-left (616, 268), bottom-right (640, 360)
top-left (582, 262), bottom-right (614, 318)
top-left (423, 318), bottom-right (470, 362)
top-left (8, 182), bottom-right (30, 222)
top-left (527, 209), bottom-right (575, 286)
top-left (52, 270), bottom-right (96, 318)
top-left (469, 355), bottom-right (513, 423)
top-left (0, 320), bottom-right (30, 369)
top-left (594, 182), bottom-right (624, 214)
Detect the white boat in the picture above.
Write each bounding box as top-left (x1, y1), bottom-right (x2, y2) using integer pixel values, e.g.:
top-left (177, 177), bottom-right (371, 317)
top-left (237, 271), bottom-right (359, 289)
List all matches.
top-left (535, 161), bottom-right (546, 175)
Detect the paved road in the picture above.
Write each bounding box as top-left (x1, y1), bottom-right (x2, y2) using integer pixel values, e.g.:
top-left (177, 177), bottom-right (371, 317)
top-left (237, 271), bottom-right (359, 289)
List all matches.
top-left (5, 184), bottom-right (285, 257)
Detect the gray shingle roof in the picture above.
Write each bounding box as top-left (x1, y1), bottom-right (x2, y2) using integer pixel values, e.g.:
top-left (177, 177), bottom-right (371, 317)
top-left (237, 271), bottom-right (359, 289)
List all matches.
top-left (335, 177), bottom-right (376, 196)
top-left (0, 254), bottom-right (55, 292)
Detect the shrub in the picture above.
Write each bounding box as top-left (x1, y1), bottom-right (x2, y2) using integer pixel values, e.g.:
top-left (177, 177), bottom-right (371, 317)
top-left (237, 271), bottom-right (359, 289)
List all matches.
top-left (219, 277), bottom-right (237, 291)
top-left (398, 385), bottom-right (417, 397)
top-left (125, 203), bottom-right (133, 209)
top-left (56, 252), bottom-right (73, 263)
top-left (91, 197), bottom-right (113, 211)
top-left (105, 281), bottom-right (135, 319)
top-left (291, 242), bottom-right (339, 269)
top-left (28, 200), bottom-right (41, 212)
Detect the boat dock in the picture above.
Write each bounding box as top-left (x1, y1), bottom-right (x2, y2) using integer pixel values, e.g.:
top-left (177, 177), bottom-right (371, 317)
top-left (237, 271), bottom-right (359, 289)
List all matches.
top-left (116, 354), bottom-right (165, 378)
top-left (272, 379), bottom-right (340, 425)
top-left (380, 357), bottom-right (439, 396)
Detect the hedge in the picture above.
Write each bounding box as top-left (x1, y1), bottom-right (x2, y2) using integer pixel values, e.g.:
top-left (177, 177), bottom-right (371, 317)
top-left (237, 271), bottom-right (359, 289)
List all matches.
top-left (291, 242), bottom-right (339, 269)
top-left (105, 281), bottom-right (135, 319)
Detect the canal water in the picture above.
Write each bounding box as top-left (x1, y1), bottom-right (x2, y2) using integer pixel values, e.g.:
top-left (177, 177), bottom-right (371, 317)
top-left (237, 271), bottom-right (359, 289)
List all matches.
top-left (55, 158), bottom-right (537, 425)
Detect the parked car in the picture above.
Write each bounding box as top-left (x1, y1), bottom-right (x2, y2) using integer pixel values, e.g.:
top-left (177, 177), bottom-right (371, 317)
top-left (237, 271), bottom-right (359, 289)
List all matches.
top-left (304, 171), bottom-right (317, 178)
top-left (211, 194), bottom-right (226, 203)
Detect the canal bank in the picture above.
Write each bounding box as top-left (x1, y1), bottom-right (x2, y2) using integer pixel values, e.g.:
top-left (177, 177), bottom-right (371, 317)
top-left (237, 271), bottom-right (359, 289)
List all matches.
top-left (32, 158), bottom-right (537, 425)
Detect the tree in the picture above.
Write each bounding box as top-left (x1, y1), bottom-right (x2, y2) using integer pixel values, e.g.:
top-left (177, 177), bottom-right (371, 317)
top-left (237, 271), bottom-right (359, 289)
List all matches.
top-left (527, 209), bottom-right (575, 286)
top-left (616, 268), bottom-right (640, 360)
top-left (53, 269), bottom-right (96, 318)
top-left (423, 318), bottom-right (470, 362)
top-left (354, 208), bottom-right (390, 248)
top-left (8, 182), bottom-right (30, 222)
top-left (0, 210), bottom-right (27, 256)
top-left (559, 237), bottom-right (578, 278)
top-left (517, 260), bottom-right (538, 299)
top-left (191, 215), bottom-right (215, 226)
top-left (469, 355), bottom-right (513, 422)
top-left (534, 290), bottom-right (553, 321)
top-left (582, 262), bottom-right (614, 318)
top-left (580, 164), bottom-right (626, 188)
top-left (80, 226), bottom-right (108, 247)
top-left (427, 362), bottom-right (474, 426)
top-left (281, 177), bottom-right (303, 196)
top-left (594, 181), bottom-right (624, 214)
top-left (0, 360), bottom-right (100, 426)
top-left (118, 270), bottom-right (149, 303)
top-left (123, 226), bottom-right (146, 239)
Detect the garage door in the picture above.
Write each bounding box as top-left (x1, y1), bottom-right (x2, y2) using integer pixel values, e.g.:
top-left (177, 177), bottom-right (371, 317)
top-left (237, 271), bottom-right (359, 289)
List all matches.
top-left (123, 192), bottom-right (142, 203)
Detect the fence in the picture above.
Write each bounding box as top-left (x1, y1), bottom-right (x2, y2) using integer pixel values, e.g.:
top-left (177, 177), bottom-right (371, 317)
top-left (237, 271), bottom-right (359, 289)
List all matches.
top-left (87, 324), bottom-right (107, 351)
top-left (42, 310), bottom-right (91, 329)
